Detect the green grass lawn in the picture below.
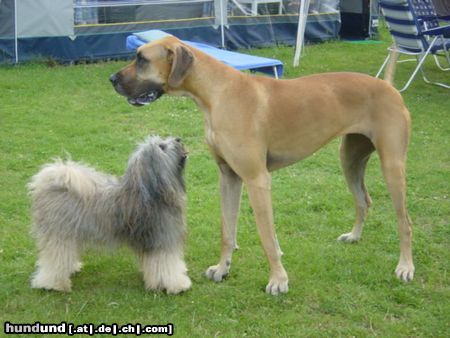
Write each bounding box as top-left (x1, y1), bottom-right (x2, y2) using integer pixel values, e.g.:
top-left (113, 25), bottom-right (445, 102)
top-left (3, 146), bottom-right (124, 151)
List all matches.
top-left (1, 32), bottom-right (449, 337)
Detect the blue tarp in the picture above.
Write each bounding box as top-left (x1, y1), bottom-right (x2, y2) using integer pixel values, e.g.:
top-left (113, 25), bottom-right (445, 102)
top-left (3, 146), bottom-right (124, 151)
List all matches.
top-left (126, 33), bottom-right (284, 77)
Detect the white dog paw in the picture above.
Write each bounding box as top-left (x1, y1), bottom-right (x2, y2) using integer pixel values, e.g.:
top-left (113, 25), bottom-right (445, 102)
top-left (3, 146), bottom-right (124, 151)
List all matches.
top-left (165, 275), bottom-right (192, 295)
top-left (71, 262), bottom-right (83, 274)
top-left (265, 277), bottom-right (289, 296)
top-left (205, 263), bottom-right (229, 282)
top-left (31, 275), bottom-right (72, 292)
top-left (395, 263), bottom-right (415, 282)
top-left (337, 232), bottom-right (361, 243)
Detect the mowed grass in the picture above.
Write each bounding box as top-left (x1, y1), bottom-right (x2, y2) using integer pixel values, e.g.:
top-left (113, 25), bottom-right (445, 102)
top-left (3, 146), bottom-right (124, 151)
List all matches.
top-left (1, 31), bottom-right (449, 336)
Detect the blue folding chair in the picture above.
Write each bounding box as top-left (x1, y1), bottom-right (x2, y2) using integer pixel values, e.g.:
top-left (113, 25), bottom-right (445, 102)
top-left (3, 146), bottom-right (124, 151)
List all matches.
top-left (376, 0), bottom-right (450, 91)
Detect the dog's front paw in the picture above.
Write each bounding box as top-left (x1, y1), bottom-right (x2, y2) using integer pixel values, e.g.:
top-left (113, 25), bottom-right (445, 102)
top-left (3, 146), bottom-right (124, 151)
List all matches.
top-left (337, 232), bottom-right (361, 243)
top-left (265, 275), bottom-right (289, 296)
top-left (165, 274), bottom-right (192, 295)
top-left (31, 274), bottom-right (72, 292)
top-left (71, 262), bottom-right (83, 275)
top-left (395, 262), bottom-right (414, 282)
top-left (205, 263), bottom-right (229, 282)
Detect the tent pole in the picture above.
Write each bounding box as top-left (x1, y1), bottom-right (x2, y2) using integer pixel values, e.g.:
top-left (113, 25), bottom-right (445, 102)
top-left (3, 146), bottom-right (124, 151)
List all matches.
top-left (14, 0), bottom-right (18, 64)
top-left (214, 0), bottom-right (226, 48)
top-left (220, 0), bottom-right (225, 48)
top-left (293, 0), bottom-right (310, 67)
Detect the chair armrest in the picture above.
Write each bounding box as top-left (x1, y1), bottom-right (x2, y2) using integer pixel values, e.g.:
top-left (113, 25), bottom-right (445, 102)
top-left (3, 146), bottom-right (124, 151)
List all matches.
top-left (423, 24), bottom-right (450, 36)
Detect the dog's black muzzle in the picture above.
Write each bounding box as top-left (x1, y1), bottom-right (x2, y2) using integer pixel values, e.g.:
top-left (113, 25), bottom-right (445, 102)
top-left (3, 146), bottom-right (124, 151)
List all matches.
top-left (110, 72), bottom-right (165, 107)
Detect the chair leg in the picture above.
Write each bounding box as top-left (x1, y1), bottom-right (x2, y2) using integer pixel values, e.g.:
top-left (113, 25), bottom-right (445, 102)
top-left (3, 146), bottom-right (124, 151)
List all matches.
top-left (376, 50), bottom-right (419, 92)
top-left (419, 37), bottom-right (450, 89)
top-left (398, 37), bottom-right (450, 91)
top-left (433, 55), bottom-right (450, 71)
top-left (376, 53), bottom-right (391, 78)
top-left (433, 37), bottom-right (450, 71)
top-left (420, 63), bottom-right (450, 89)
top-left (377, 38), bottom-right (448, 91)
top-left (398, 52), bottom-right (430, 92)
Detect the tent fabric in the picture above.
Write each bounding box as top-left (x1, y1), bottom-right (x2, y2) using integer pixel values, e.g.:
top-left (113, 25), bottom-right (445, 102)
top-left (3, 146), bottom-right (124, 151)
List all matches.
top-left (0, 33), bottom-right (134, 63)
top-left (1, 15), bottom-right (340, 64)
top-left (16, 0), bottom-right (73, 38)
top-left (0, 1), bottom-right (341, 64)
top-left (0, 0), bottom-right (15, 37)
top-left (126, 32), bottom-right (284, 77)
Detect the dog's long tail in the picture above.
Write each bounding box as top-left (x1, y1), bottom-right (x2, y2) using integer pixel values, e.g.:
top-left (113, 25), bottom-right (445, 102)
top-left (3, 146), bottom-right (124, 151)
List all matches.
top-left (28, 159), bottom-right (107, 200)
top-left (383, 48), bottom-right (398, 85)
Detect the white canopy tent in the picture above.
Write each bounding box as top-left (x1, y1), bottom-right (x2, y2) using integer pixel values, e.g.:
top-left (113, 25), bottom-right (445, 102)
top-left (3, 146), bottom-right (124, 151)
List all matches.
top-left (293, 0), bottom-right (311, 67)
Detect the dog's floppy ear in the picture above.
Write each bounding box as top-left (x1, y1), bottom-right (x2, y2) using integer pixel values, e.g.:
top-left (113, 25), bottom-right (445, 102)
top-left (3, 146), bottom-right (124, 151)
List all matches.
top-left (168, 44), bottom-right (194, 88)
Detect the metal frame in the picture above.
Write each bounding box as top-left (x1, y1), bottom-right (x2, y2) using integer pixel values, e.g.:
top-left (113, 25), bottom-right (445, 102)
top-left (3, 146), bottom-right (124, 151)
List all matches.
top-left (234, 0), bottom-right (283, 16)
top-left (14, 0), bottom-right (18, 64)
top-left (376, 0), bottom-right (450, 91)
top-left (74, 0), bottom-right (213, 9)
top-left (377, 37), bottom-right (450, 92)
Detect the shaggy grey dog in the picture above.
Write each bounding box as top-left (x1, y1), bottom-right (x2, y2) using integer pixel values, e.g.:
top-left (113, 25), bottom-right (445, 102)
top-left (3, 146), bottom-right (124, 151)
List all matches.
top-left (28, 136), bottom-right (191, 294)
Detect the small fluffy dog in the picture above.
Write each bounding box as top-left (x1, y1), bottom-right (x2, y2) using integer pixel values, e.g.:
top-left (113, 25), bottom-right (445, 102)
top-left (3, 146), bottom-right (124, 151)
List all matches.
top-left (28, 136), bottom-right (191, 294)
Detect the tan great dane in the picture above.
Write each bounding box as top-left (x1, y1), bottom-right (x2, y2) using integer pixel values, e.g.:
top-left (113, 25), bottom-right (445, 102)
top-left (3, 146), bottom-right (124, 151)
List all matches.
top-left (110, 36), bottom-right (415, 295)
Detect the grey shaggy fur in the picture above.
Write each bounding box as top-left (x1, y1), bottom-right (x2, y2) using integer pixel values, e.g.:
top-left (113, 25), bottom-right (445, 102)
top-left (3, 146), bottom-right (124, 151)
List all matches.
top-left (28, 136), bottom-right (191, 294)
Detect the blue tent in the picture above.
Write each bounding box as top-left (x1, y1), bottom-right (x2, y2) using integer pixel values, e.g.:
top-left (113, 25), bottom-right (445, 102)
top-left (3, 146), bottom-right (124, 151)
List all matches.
top-left (0, 0), bottom-right (341, 64)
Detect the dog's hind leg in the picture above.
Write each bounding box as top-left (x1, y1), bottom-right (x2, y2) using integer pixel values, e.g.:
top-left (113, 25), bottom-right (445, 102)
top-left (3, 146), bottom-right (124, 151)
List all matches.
top-left (31, 236), bottom-right (79, 292)
top-left (206, 163), bottom-right (243, 282)
top-left (378, 145), bottom-right (414, 282)
top-left (368, 108), bottom-right (414, 282)
top-left (141, 248), bottom-right (191, 294)
top-left (338, 134), bottom-right (375, 242)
